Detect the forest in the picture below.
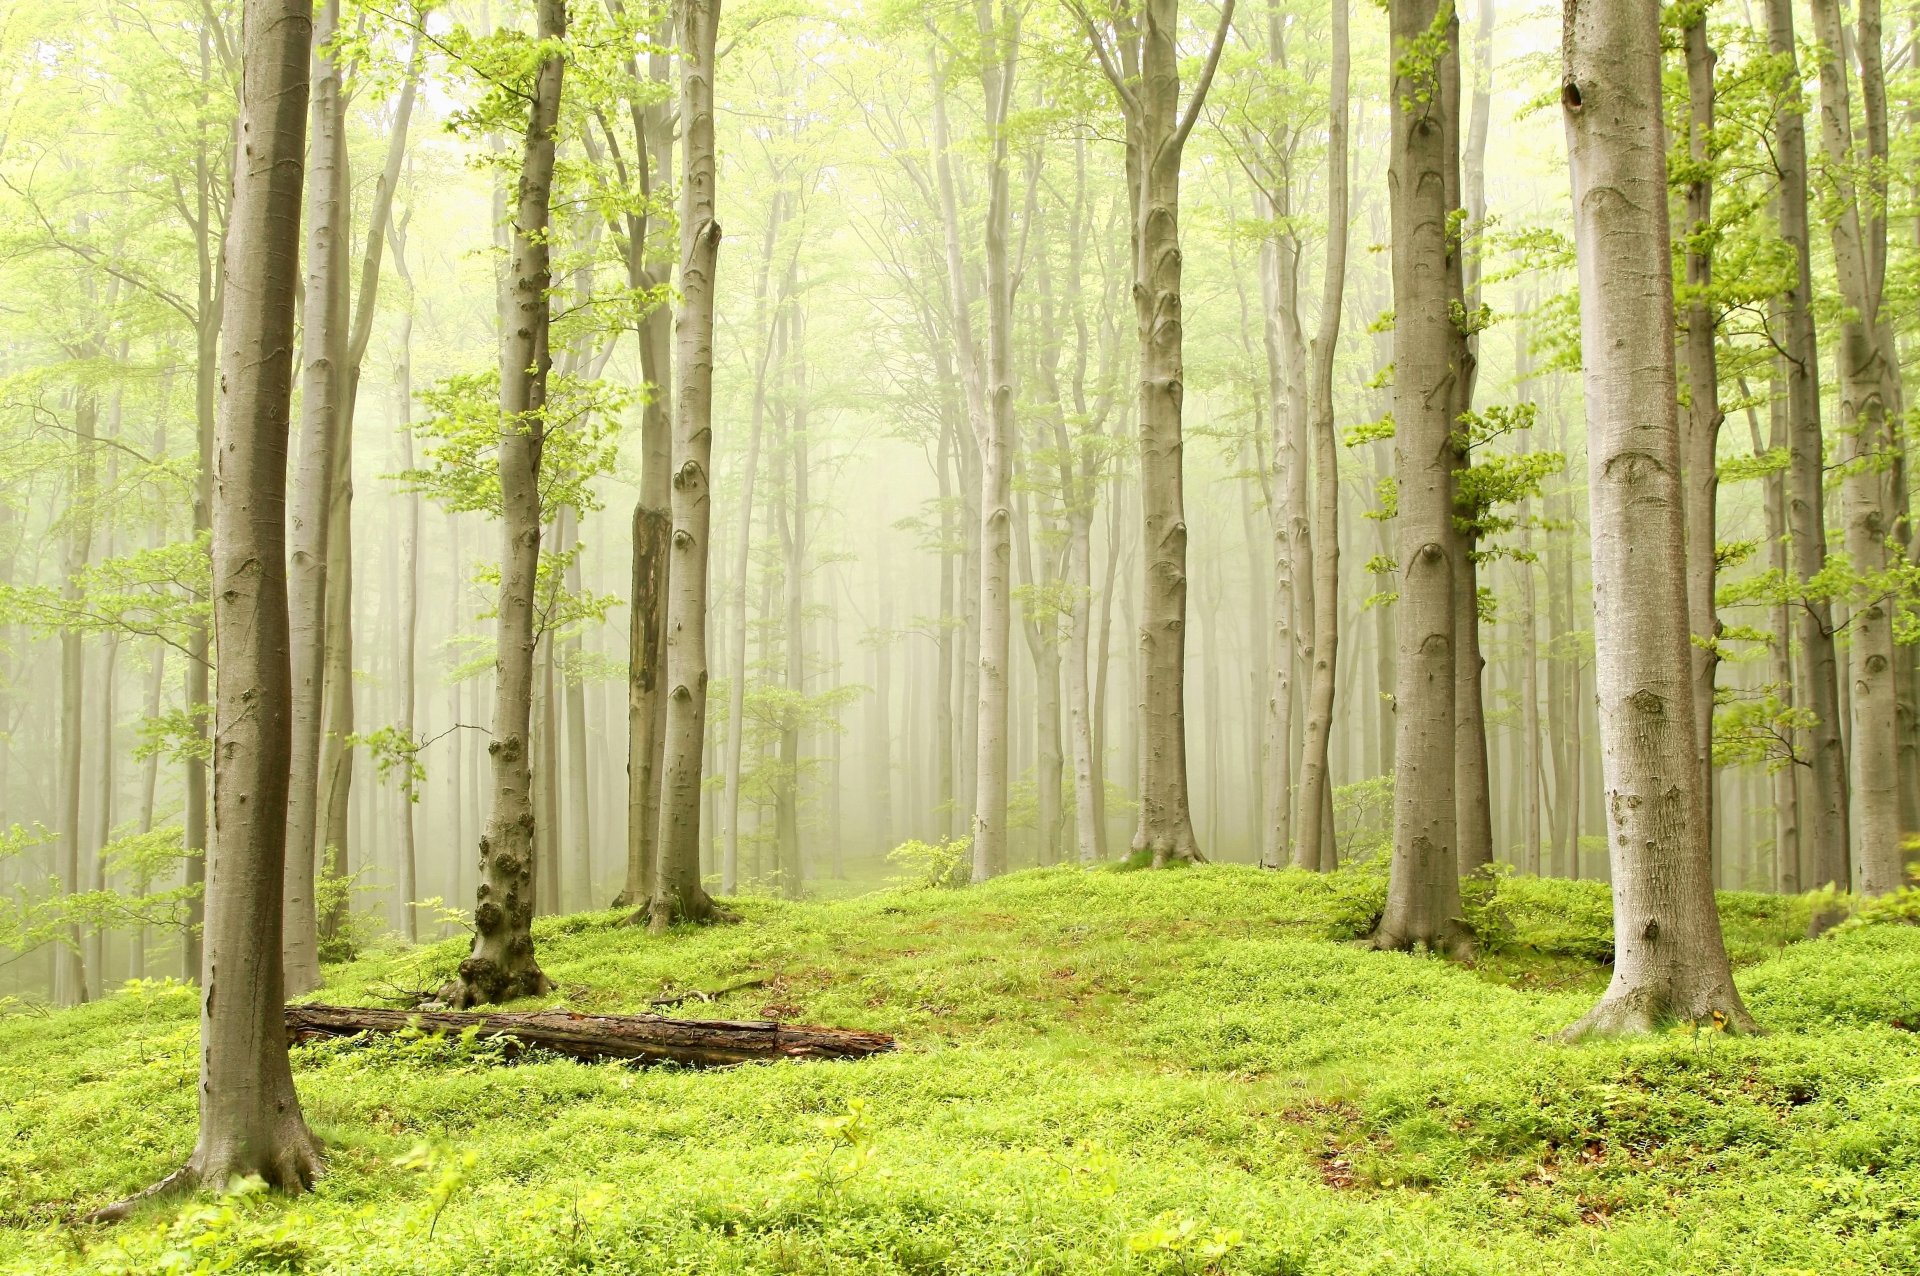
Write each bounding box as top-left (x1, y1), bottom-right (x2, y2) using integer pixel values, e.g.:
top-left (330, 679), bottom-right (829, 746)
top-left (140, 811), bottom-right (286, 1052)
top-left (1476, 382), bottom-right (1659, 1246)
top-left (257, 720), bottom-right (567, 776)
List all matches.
top-left (0, 0), bottom-right (1918, 1270)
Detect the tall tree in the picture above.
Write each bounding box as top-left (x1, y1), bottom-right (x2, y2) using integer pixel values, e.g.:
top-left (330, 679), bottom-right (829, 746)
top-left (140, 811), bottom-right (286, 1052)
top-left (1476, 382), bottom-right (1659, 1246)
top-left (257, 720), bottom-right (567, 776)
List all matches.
top-left (1376, 0), bottom-right (1470, 953)
top-left (1766, 0), bottom-right (1848, 897)
top-left (99, 0), bottom-right (324, 1210)
top-left (442, 0), bottom-right (567, 1008)
top-left (1293, 0), bottom-right (1350, 871)
top-left (1809, 0), bottom-right (1903, 897)
top-left (1076, 0), bottom-right (1235, 867)
top-left (282, 0), bottom-right (348, 996)
top-left (652, 0), bottom-right (725, 928)
top-left (1560, 0), bottom-right (1751, 1036)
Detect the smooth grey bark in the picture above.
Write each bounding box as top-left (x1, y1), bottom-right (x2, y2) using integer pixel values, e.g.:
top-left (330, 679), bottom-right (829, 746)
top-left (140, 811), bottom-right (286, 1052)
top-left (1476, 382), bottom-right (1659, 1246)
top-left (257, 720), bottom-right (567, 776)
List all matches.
top-left (1809, 0), bottom-right (1902, 896)
top-left (1294, 0), bottom-right (1349, 872)
top-left (56, 394), bottom-right (96, 1008)
top-left (1259, 226), bottom-right (1298, 869)
top-left (967, 11), bottom-right (1019, 883)
top-left (443, 0), bottom-right (565, 1008)
top-left (1679, 12), bottom-right (1722, 858)
top-left (1746, 369), bottom-right (1801, 893)
top-left (1080, 0), bottom-right (1233, 866)
top-left (282, 0), bottom-right (346, 996)
top-left (720, 198), bottom-right (785, 894)
top-left (1377, 0), bottom-right (1468, 953)
top-left (97, 0), bottom-right (324, 1210)
top-left (775, 300), bottom-right (808, 897)
top-left (390, 217), bottom-right (420, 941)
top-left (1560, 0), bottom-right (1752, 1037)
top-left (652, 0), bottom-right (724, 929)
top-left (1767, 0), bottom-right (1849, 895)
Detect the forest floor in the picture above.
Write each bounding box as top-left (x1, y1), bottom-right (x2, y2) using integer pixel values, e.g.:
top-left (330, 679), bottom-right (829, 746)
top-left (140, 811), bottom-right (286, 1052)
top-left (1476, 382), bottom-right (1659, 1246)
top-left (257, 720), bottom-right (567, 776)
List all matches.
top-left (2, 863), bottom-right (1918, 1274)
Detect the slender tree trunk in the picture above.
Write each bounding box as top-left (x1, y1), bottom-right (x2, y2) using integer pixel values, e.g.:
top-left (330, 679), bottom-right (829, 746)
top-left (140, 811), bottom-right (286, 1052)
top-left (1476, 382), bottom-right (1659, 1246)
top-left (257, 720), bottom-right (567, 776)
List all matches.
top-left (56, 394), bottom-right (96, 1007)
top-left (442, 0), bottom-right (566, 1007)
top-left (652, 0), bottom-right (724, 929)
top-left (1809, 0), bottom-right (1900, 896)
top-left (281, 0), bottom-right (347, 994)
top-left (1679, 12), bottom-right (1722, 858)
top-left (969, 16), bottom-right (1019, 882)
top-left (1560, 0), bottom-right (1752, 1035)
top-left (1749, 369), bottom-right (1801, 893)
top-left (104, 0), bottom-right (325, 1206)
top-left (776, 302), bottom-right (808, 898)
top-left (720, 205), bottom-right (784, 895)
top-left (1295, 0), bottom-right (1349, 872)
top-left (1106, 0), bottom-right (1229, 866)
top-left (393, 259), bottom-right (420, 942)
top-left (1769, 0), bottom-right (1849, 895)
top-left (1377, 0), bottom-right (1468, 952)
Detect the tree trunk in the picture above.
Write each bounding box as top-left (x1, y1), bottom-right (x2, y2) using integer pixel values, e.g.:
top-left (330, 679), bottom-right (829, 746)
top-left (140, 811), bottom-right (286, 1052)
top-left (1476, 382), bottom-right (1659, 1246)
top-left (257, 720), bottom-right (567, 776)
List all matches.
top-left (1560, 0), bottom-right (1752, 1035)
top-left (720, 201), bottom-right (784, 896)
top-left (442, 0), bottom-right (566, 1008)
top-left (105, 0), bottom-right (326, 1206)
top-left (1748, 368), bottom-right (1801, 893)
top-left (1108, 0), bottom-right (1228, 867)
top-left (969, 16), bottom-right (1018, 882)
top-left (57, 394), bottom-right (96, 1007)
top-left (392, 243), bottom-right (420, 942)
top-left (1377, 0), bottom-right (1468, 953)
top-left (1679, 12), bottom-right (1722, 859)
top-left (1768, 0), bottom-right (1849, 895)
top-left (282, 0), bottom-right (348, 994)
top-left (776, 301), bottom-right (808, 898)
top-left (653, 0), bottom-right (724, 929)
top-left (1294, 0), bottom-right (1349, 872)
top-left (1809, 0), bottom-right (1901, 896)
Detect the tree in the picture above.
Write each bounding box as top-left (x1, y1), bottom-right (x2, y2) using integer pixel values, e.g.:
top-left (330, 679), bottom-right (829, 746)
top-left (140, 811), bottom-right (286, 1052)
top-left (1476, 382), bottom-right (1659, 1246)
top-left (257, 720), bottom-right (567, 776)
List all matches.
top-left (1808, 0), bottom-right (1903, 897)
top-left (1375, 0), bottom-right (1470, 954)
top-left (442, 0), bottom-right (567, 1009)
top-left (282, 0), bottom-right (348, 997)
top-left (1560, 0), bottom-right (1751, 1036)
top-left (1076, 0), bottom-right (1235, 867)
top-left (652, 0), bottom-right (725, 929)
top-left (1765, 0), bottom-right (1848, 898)
top-left (98, 0), bottom-right (324, 1212)
top-left (1292, 0), bottom-right (1350, 872)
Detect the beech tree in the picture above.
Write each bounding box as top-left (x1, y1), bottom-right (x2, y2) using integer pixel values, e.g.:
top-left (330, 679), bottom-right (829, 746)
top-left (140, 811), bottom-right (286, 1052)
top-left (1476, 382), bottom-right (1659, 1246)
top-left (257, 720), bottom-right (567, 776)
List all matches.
top-left (1375, 0), bottom-right (1471, 954)
top-left (444, 0), bottom-right (568, 1008)
top-left (98, 0), bottom-right (324, 1212)
top-left (652, 0), bottom-right (725, 928)
top-left (1075, 0), bottom-right (1235, 867)
top-left (1560, 0), bottom-right (1750, 1036)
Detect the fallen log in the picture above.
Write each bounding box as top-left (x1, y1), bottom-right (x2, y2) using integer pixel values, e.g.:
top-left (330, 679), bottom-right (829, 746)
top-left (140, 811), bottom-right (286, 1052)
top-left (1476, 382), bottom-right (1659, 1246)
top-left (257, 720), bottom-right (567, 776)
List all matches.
top-left (284, 1003), bottom-right (895, 1068)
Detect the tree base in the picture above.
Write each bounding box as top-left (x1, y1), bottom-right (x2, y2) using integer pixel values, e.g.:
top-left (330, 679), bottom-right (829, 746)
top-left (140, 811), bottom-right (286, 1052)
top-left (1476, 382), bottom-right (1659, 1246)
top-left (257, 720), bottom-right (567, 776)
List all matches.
top-left (1366, 917), bottom-right (1475, 961)
top-left (1134, 833), bottom-right (1206, 870)
top-left (87, 1119), bottom-right (322, 1223)
top-left (646, 889), bottom-right (735, 934)
top-left (1560, 986), bottom-right (1758, 1042)
top-left (436, 956), bottom-right (552, 1010)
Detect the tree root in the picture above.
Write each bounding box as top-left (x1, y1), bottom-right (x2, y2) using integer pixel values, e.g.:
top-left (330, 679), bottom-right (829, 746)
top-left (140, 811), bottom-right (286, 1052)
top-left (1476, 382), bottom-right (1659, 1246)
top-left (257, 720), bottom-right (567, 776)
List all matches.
top-left (84, 1123), bottom-right (323, 1223)
top-left (1560, 988), bottom-right (1759, 1042)
top-left (1365, 917), bottom-right (1475, 961)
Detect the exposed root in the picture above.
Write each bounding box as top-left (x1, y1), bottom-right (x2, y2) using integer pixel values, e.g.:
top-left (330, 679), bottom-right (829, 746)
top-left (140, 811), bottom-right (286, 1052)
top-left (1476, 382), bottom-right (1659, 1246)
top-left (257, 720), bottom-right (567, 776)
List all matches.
top-left (85, 1122), bottom-right (323, 1224)
top-left (1561, 988), bottom-right (1758, 1042)
top-left (1365, 917), bottom-right (1475, 961)
top-left (646, 890), bottom-right (738, 935)
top-left (436, 957), bottom-right (553, 1010)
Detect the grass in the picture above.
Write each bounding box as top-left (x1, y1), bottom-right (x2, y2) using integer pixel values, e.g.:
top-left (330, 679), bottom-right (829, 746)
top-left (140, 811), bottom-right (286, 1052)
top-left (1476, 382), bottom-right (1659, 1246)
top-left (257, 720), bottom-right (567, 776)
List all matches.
top-left (1, 863), bottom-right (1917, 1274)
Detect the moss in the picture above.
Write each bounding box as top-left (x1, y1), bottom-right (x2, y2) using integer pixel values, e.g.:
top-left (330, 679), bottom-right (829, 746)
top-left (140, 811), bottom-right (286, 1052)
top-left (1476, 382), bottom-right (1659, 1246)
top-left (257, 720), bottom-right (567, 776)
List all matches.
top-left (3, 866), bottom-right (1918, 1274)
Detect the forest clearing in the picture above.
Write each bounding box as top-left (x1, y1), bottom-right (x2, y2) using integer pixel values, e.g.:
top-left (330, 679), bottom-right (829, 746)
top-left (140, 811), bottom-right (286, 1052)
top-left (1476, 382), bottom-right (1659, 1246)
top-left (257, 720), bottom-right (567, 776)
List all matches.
top-left (4, 866), bottom-right (1918, 1274)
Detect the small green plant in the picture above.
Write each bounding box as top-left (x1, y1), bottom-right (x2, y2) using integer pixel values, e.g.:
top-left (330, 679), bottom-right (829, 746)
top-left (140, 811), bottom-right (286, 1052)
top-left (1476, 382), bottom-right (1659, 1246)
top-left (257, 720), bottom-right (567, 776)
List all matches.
top-left (97, 1176), bottom-right (305, 1275)
top-left (886, 836), bottom-right (972, 890)
top-left (395, 1141), bottom-right (478, 1239)
top-left (790, 1097), bottom-right (876, 1196)
top-left (1126, 1211), bottom-right (1245, 1274)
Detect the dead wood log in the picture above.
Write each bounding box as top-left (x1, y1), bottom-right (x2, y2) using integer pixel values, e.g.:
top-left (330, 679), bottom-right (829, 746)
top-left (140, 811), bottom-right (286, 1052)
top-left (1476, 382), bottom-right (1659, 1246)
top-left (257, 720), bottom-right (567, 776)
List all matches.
top-left (284, 1003), bottom-right (895, 1067)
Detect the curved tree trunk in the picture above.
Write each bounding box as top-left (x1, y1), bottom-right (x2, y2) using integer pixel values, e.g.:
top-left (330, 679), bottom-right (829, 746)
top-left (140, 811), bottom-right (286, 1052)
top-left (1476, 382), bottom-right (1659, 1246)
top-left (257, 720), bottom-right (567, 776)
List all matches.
top-left (1560, 0), bottom-right (1751, 1037)
top-left (442, 0), bottom-right (566, 1008)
